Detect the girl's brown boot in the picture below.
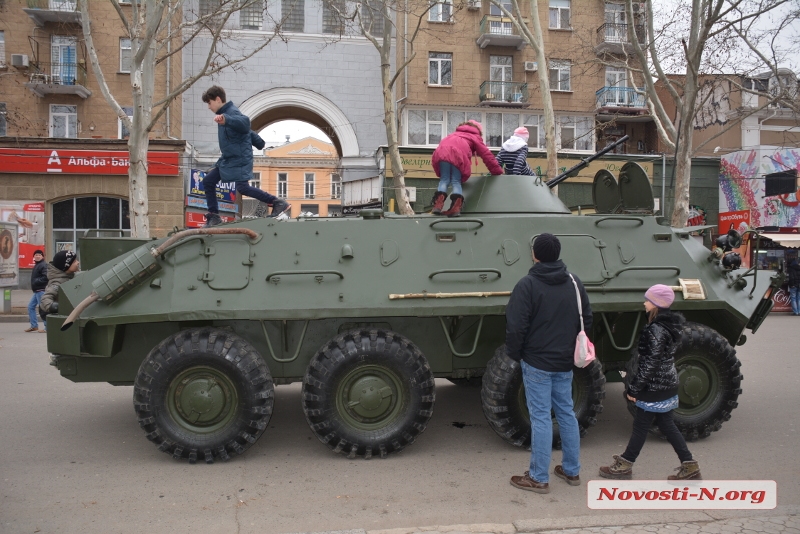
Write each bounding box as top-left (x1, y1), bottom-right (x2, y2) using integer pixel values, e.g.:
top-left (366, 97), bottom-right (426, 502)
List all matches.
top-left (668, 460), bottom-right (701, 480)
top-left (599, 455), bottom-right (633, 479)
top-left (431, 191), bottom-right (447, 215)
top-left (442, 194), bottom-right (464, 217)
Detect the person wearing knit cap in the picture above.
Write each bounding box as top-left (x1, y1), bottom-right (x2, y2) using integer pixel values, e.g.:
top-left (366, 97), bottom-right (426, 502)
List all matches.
top-left (600, 284), bottom-right (700, 481)
top-left (25, 249), bottom-right (48, 333)
top-left (430, 120), bottom-right (503, 217)
top-left (496, 127), bottom-right (537, 176)
top-left (40, 250), bottom-right (80, 318)
top-left (507, 233), bottom-right (592, 493)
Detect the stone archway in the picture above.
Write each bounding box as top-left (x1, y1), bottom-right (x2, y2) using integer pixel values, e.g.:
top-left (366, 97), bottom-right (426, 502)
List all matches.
top-left (239, 88), bottom-right (359, 158)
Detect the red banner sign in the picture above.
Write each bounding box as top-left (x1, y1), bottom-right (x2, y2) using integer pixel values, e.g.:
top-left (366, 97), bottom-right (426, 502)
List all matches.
top-left (185, 210), bottom-right (235, 228)
top-left (718, 210), bottom-right (751, 235)
top-left (0, 149), bottom-right (180, 176)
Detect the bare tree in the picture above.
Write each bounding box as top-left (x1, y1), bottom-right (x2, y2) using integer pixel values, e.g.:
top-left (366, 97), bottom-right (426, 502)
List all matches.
top-left (78, 0), bottom-right (286, 237)
top-left (623, 0), bottom-right (798, 227)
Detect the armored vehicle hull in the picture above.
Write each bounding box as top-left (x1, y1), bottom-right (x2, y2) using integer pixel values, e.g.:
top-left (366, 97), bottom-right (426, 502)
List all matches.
top-left (46, 172), bottom-right (780, 462)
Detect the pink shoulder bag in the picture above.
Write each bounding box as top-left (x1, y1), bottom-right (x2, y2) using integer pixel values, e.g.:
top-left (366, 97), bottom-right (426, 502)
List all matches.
top-left (569, 273), bottom-right (595, 368)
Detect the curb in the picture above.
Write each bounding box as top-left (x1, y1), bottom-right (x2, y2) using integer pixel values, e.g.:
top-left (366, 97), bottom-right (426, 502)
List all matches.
top-left (0, 314), bottom-right (32, 323)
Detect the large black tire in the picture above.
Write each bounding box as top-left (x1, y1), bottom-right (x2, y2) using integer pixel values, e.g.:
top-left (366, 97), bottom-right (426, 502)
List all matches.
top-left (624, 321), bottom-right (742, 441)
top-left (481, 345), bottom-right (606, 448)
top-left (133, 328), bottom-right (274, 463)
top-left (302, 329), bottom-right (435, 459)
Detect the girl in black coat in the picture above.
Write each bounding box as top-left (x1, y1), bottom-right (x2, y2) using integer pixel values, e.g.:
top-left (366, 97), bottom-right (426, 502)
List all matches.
top-left (599, 284), bottom-right (701, 480)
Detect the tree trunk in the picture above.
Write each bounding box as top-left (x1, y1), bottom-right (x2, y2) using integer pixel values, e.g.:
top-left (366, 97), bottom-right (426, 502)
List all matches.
top-left (529, 0), bottom-right (557, 181)
top-left (382, 49), bottom-right (413, 215)
top-left (670, 116), bottom-right (694, 228)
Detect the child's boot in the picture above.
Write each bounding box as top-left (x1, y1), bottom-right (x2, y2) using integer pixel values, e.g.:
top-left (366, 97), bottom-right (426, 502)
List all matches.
top-left (599, 455), bottom-right (633, 479)
top-left (668, 460), bottom-right (701, 480)
top-left (431, 191), bottom-right (447, 215)
top-left (442, 194), bottom-right (464, 217)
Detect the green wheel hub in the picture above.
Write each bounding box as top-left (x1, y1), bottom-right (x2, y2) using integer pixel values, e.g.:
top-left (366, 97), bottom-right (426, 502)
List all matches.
top-left (676, 356), bottom-right (718, 413)
top-left (166, 366), bottom-right (239, 434)
top-left (335, 365), bottom-right (405, 431)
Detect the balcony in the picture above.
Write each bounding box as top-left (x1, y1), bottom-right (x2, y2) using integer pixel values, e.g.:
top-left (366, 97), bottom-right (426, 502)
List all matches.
top-left (23, 0), bottom-right (80, 26)
top-left (25, 62), bottom-right (91, 98)
top-left (595, 86), bottom-right (648, 118)
top-left (480, 81), bottom-right (529, 107)
top-left (594, 23), bottom-right (644, 55)
top-left (476, 15), bottom-right (526, 50)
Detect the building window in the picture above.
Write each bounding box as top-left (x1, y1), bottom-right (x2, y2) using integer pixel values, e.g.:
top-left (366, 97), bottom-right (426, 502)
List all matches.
top-left (330, 173), bottom-right (341, 199)
top-left (558, 116), bottom-right (593, 151)
top-left (323, 0), bottom-right (345, 34)
top-left (118, 107), bottom-right (133, 139)
top-left (0, 31), bottom-right (5, 68)
top-left (445, 110), bottom-right (482, 135)
top-left (523, 114), bottom-right (545, 148)
top-left (51, 35), bottom-right (78, 85)
top-left (407, 109), bottom-right (445, 145)
top-left (300, 204), bottom-right (319, 215)
top-left (250, 171), bottom-right (261, 189)
top-left (429, 0), bottom-right (452, 22)
top-left (52, 197), bottom-right (130, 254)
top-left (281, 0), bottom-right (305, 32)
top-left (486, 112), bottom-right (519, 147)
top-left (50, 104), bottom-right (77, 138)
top-left (327, 205), bottom-right (342, 217)
top-left (199, 0), bottom-right (224, 28)
top-left (240, 0), bottom-right (263, 29)
top-left (549, 0), bottom-right (570, 29)
top-left (0, 103), bottom-right (6, 137)
top-left (304, 173), bottom-right (315, 199)
top-left (361, 0), bottom-right (385, 36)
top-left (549, 60), bottom-right (571, 91)
top-left (277, 172), bottom-right (288, 198)
top-left (428, 53), bottom-right (452, 86)
top-left (119, 38), bottom-right (131, 72)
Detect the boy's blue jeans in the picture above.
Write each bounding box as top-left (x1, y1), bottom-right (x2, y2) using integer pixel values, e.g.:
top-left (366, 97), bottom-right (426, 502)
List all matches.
top-left (437, 162), bottom-right (463, 196)
top-left (521, 361), bottom-right (581, 483)
top-left (203, 167), bottom-right (278, 214)
top-left (790, 286), bottom-right (800, 315)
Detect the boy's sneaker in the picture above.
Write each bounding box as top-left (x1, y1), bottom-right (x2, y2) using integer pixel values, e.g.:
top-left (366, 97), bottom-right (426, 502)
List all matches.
top-left (269, 200), bottom-right (291, 217)
top-left (204, 212), bottom-right (222, 227)
top-left (254, 201), bottom-right (269, 218)
top-left (25, 327), bottom-right (38, 332)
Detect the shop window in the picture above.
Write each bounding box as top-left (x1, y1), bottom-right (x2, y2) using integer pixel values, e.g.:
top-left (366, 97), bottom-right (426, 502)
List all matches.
top-left (300, 204), bottom-right (319, 215)
top-left (327, 205), bottom-right (342, 217)
top-left (51, 196), bottom-right (130, 254)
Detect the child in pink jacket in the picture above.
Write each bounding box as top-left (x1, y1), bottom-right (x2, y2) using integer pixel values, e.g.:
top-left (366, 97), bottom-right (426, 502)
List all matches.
top-left (431, 120), bottom-right (503, 217)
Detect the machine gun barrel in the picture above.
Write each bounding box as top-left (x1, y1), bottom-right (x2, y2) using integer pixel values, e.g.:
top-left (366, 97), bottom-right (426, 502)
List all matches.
top-left (545, 135), bottom-right (629, 189)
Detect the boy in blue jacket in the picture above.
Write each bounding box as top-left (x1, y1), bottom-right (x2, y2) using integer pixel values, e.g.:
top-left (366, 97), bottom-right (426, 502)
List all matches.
top-left (201, 86), bottom-right (290, 227)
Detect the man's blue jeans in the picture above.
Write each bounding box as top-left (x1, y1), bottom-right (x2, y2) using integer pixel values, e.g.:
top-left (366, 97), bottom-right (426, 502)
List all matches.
top-left (437, 161), bottom-right (463, 196)
top-left (521, 361), bottom-right (581, 483)
top-left (203, 167), bottom-right (278, 214)
top-left (790, 286), bottom-right (800, 315)
top-left (28, 291), bottom-right (44, 329)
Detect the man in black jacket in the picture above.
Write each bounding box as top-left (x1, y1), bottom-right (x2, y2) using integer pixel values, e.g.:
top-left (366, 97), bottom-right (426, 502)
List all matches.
top-left (25, 250), bottom-right (47, 333)
top-left (788, 258), bottom-right (800, 316)
top-left (506, 233), bottom-right (592, 494)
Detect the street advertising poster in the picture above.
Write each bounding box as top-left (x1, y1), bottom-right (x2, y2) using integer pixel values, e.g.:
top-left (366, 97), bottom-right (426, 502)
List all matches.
top-left (0, 202), bottom-right (46, 268)
top-left (0, 221), bottom-right (20, 287)
top-left (185, 196), bottom-right (239, 214)
top-left (718, 210), bottom-right (752, 269)
top-left (185, 210), bottom-right (235, 228)
top-left (189, 169), bottom-right (237, 203)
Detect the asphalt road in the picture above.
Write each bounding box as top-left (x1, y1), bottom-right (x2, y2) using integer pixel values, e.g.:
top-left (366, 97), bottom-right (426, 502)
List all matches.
top-left (0, 315), bottom-right (798, 534)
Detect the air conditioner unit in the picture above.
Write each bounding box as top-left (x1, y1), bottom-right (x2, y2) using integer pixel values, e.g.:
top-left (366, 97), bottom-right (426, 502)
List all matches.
top-left (467, 0), bottom-right (481, 10)
top-left (632, 2), bottom-right (644, 12)
top-left (11, 54), bottom-right (29, 68)
top-left (524, 61), bottom-right (537, 72)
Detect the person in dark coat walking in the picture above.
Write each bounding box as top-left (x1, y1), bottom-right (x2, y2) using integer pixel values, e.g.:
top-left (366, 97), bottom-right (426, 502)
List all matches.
top-left (599, 284), bottom-right (700, 481)
top-left (25, 250), bottom-right (48, 333)
top-left (787, 258), bottom-right (800, 316)
top-left (201, 86), bottom-right (290, 227)
top-left (506, 233), bottom-right (592, 494)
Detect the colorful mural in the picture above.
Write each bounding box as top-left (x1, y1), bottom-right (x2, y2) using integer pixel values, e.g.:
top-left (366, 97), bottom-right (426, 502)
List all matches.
top-left (719, 148), bottom-right (800, 228)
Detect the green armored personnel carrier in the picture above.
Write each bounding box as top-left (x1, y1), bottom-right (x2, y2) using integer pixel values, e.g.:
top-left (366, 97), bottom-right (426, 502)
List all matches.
top-left (47, 139), bottom-right (782, 463)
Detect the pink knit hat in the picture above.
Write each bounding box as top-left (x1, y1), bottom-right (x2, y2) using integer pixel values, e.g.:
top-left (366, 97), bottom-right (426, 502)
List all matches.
top-left (514, 127), bottom-right (529, 139)
top-left (645, 284), bottom-right (674, 308)
top-left (467, 120), bottom-right (483, 133)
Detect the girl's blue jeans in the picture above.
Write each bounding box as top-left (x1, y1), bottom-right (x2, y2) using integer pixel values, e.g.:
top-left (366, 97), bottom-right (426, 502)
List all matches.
top-left (437, 162), bottom-right (463, 196)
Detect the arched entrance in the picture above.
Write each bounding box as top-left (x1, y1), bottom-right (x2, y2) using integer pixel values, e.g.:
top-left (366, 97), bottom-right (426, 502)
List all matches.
top-left (239, 88), bottom-right (359, 158)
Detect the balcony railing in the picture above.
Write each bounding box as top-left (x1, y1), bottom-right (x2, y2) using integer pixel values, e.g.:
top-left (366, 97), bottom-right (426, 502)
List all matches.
top-left (24, 0), bottom-right (80, 25)
top-left (594, 23), bottom-right (644, 54)
top-left (25, 62), bottom-right (91, 98)
top-left (480, 81), bottom-right (529, 107)
top-left (476, 15), bottom-right (526, 49)
top-left (595, 86), bottom-right (646, 111)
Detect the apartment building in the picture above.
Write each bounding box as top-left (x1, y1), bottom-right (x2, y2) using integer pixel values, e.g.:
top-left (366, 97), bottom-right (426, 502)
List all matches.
top-left (252, 137), bottom-right (342, 217)
top-left (0, 0), bottom-right (185, 279)
top-left (379, 0), bottom-right (660, 211)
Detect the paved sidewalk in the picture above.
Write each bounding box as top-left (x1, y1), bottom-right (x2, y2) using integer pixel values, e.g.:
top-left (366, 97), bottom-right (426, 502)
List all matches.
top-left (286, 507), bottom-right (800, 534)
top-left (0, 289), bottom-right (33, 322)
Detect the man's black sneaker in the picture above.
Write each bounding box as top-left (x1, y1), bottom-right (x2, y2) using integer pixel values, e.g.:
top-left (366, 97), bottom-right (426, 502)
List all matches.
top-left (204, 212), bottom-right (223, 227)
top-left (269, 200), bottom-right (291, 217)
